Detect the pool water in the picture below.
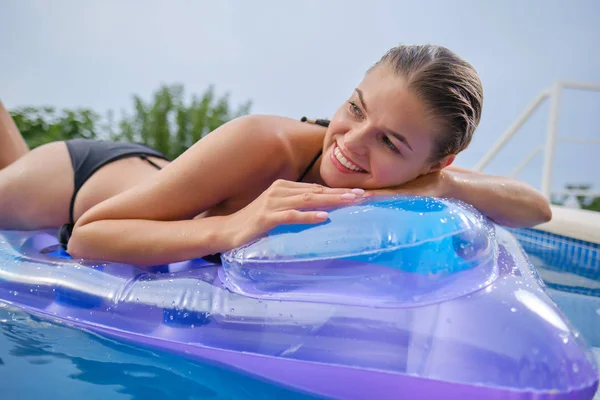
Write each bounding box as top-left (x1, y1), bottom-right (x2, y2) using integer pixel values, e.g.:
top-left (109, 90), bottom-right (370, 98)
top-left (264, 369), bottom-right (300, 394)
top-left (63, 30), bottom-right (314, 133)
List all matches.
top-left (511, 228), bottom-right (600, 399)
top-left (0, 227), bottom-right (598, 399)
top-left (0, 302), bottom-right (318, 399)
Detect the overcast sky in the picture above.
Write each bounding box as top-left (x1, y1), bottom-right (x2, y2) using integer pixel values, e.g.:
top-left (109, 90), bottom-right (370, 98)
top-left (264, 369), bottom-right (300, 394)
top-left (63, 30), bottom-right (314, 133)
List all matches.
top-left (1, 0), bottom-right (598, 193)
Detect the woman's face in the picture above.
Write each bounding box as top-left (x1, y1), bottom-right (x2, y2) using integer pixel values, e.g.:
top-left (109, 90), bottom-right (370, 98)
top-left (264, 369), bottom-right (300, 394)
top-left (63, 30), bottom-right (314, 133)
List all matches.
top-left (320, 64), bottom-right (453, 190)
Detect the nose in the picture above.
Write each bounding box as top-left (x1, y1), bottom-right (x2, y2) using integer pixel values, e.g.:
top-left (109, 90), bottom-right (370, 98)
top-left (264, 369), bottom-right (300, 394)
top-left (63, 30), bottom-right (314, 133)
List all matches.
top-left (343, 127), bottom-right (369, 156)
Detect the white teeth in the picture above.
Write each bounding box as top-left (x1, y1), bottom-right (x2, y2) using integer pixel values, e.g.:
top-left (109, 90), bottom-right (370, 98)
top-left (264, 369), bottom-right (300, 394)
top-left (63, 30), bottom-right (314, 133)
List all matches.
top-left (334, 146), bottom-right (363, 172)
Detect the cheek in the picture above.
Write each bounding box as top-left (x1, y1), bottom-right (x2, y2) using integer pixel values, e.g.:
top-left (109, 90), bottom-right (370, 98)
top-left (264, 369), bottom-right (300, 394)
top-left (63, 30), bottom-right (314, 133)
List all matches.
top-left (370, 157), bottom-right (421, 185)
top-left (372, 161), bottom-right (402, 182)
top-left (329, 108), bottom-right (353, 131)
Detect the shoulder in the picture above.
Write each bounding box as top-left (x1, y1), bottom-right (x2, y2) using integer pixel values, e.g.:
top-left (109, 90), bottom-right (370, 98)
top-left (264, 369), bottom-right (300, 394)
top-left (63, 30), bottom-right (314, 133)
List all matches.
top-left (219, 114), bottom-right (326, 168)
top-left (229, 114), bottom-right (324, 142)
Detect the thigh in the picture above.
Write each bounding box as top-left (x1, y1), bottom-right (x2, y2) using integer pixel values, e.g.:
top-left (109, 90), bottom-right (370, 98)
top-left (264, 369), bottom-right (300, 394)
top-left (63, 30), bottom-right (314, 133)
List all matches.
top-left (0, 142), bottom-right (74, 230)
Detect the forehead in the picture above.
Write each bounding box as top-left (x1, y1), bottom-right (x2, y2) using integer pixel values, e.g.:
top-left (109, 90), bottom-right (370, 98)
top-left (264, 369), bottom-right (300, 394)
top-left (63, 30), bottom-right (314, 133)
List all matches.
top-left (357, 65), bottom-right (438, 149)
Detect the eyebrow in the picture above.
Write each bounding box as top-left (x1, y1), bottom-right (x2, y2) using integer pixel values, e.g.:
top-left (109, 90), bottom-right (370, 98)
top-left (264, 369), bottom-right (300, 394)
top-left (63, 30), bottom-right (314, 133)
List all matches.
top-left (354, 88), bottom-right (414, 152)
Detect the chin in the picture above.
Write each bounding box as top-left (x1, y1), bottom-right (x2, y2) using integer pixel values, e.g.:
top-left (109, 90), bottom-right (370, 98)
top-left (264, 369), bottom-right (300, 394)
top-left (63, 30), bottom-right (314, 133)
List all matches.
top-left (319, 164), bottom-right (366, 189)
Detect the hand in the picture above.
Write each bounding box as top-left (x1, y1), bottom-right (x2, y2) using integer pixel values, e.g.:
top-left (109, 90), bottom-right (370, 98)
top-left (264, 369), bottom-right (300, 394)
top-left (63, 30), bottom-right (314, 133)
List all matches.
top-left (364, 170), bottom-right (452, 198)
top-left (226, 179), bottom-right (365, 248)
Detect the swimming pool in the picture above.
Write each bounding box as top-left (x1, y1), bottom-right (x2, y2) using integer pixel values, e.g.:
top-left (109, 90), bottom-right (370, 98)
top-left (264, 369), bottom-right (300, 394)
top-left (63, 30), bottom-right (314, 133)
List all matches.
top-left (510, 227), bottom-right (600, 400)
top-left (0, 226), bottom-right (598, 399)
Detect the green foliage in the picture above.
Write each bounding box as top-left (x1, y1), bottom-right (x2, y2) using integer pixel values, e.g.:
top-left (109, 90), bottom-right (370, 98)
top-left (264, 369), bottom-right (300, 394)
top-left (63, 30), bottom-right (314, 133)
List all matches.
top-left (583, 197), bottom-right (600, 212)
top-left (10, 84), bottom-right (252, 160)
top-left (552, 183), bottom-right (600, 212)
top-left (10, 106), bottom-right (101, 149)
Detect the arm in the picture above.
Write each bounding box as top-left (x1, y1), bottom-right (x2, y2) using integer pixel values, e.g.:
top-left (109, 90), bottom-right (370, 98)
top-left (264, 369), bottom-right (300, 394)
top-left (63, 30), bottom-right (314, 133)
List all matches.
top-left (69, 115), bottom-right (361, 266)
top-left (69, 115), bottom-right (284, 266)
top-left (365, 166), bottom-right (552, 228)
top-left (443, 166), bottom-right (552, 228)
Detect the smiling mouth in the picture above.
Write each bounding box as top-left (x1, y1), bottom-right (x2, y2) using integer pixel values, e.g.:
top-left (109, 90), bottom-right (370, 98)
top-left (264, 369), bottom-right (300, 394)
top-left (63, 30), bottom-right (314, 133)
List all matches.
top-left (332, 144), bottom-right (367, 173)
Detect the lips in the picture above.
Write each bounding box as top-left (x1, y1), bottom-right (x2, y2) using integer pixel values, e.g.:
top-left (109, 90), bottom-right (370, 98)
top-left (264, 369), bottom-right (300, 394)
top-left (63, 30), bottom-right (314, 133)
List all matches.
top-left (330, 143), bottom-right (367, 174)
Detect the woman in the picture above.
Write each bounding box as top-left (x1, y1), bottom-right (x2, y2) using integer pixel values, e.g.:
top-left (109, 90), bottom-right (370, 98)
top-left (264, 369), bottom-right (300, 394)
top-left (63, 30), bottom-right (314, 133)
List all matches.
top-left (0, 44), bottom-right (551, 266)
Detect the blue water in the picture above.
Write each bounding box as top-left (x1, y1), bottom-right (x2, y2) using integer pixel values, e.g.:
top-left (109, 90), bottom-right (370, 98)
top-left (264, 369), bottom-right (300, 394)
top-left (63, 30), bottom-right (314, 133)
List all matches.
top-left (0, 303), bottom-right (318, 399)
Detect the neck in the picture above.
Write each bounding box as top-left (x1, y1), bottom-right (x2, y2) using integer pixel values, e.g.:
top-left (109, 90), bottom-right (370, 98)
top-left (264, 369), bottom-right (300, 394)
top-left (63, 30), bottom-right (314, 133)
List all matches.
top-left (300, 153), bottom-right (326, 185)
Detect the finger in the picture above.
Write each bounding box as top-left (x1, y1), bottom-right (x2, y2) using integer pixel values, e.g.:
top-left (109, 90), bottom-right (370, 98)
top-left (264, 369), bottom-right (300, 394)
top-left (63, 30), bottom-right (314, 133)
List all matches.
top-left (283, 192), bottom-right (362, 210)
top-left (285, 182), bottom-right (365, 196)
top-left (275, 209), bottom-right (330, 225)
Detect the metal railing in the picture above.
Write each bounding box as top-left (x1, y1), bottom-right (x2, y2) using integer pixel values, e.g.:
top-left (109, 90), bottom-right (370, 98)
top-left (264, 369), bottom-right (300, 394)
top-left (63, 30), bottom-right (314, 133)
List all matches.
top-left (473, 80), bottom-right (600, 199)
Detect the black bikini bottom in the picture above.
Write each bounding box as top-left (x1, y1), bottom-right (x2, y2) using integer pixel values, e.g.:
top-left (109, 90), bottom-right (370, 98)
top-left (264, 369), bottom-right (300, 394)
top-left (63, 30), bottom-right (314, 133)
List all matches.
top-left (58, 139), bottom-right (170, 249)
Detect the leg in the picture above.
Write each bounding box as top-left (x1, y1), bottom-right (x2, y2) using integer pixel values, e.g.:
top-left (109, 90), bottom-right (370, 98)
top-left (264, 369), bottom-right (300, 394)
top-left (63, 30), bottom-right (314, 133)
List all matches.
top-left (0, 142), bottom-right (73, 230)
top-left (0, 99), bottom-right (29, 169)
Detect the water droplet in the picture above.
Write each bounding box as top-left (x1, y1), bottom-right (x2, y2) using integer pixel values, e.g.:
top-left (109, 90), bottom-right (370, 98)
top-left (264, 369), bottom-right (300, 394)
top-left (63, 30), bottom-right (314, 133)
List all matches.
top-left (563, 337), bottom-right (569, 344)
top-left (510, 307), bottom-right (517, 312)
top-left (13, 291), bottom-right (17, 296)
top-left (229, 308), bottom-right (234, 313)
top-left (191, 324), bottom-right (195, 328)
top-left (572, 363), bottom-right (579, 373)
top-left (596, 308), bottom-right (600, 316)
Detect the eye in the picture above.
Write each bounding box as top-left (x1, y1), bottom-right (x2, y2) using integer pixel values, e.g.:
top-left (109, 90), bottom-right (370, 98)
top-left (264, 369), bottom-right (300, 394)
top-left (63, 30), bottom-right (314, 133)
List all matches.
top-left (382, 135), bottom-right (401, 154)
top-left (348, 101), bottom-right (364, 120)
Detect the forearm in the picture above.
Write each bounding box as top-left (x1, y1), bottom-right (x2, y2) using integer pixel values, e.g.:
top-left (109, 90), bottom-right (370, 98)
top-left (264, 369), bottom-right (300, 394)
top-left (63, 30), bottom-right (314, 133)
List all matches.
top-left (445, 169), bottom-right (552, 228)
top-left (68, 217), bottom-right (235, 267)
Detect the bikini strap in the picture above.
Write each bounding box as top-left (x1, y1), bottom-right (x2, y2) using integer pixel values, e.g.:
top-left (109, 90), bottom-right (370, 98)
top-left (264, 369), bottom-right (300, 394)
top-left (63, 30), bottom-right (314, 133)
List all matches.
top-left (296, 116), bottom-right (329, 182)
top-left (300, 116), bottom-right (330, 128)
top-left (297, 149), bottom-right (323, 183)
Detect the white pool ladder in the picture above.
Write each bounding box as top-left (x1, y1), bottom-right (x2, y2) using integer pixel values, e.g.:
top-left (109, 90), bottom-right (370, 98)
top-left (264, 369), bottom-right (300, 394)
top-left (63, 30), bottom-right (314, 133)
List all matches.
top-left (473, 80), bottom-right (600, 199)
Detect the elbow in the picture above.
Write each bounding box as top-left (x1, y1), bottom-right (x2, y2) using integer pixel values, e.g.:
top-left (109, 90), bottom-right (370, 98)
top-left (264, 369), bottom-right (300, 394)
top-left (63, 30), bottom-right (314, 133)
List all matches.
top-left (66, 222), bottom-right (95, 260)
top-left (530, 187), bottom-right (553, 226)
top-left (518, 196), bottom-right (552, 228)
top-left (494, 195), bottom-right (552, 229)
top-left (66, 227), bottom-right (85, 260)
top-left (536, 199), bottom-right (553, 225)
top-left (518, 184), bottom-right (553, 228)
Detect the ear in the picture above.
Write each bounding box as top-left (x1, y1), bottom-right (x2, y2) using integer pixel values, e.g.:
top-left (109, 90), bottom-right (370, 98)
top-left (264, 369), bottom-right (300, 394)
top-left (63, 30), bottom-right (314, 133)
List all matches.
top-left (427, 154), bottom-right (456, 173)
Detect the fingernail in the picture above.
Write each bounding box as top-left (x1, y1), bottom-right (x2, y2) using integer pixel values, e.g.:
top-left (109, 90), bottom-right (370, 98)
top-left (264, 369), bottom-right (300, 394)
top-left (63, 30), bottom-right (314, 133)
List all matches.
top-left (351, 188), bottom-right (365, 195)
top-left (341, 193), bottom-right (356, 200)
top-left (316, 211), bottom-right (328, 219)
